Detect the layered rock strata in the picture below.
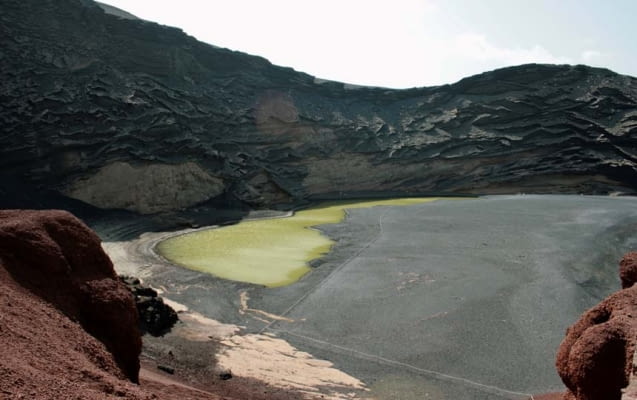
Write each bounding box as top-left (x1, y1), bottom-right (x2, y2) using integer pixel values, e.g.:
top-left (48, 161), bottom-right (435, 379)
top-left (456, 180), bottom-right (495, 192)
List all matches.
top-left (1, 0), bottom-right (637, 213)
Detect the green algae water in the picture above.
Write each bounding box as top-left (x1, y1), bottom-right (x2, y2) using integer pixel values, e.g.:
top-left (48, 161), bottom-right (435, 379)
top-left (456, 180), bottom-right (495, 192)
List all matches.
top-left (156, 198), bottom-right (441, 287)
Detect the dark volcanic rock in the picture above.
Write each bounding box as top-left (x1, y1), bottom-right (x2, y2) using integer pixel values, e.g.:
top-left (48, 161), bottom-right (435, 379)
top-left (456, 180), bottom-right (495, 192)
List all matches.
top-left (120, 275), bottom-right (179, 336)
top-left (0, 209), bottom-right (142, 382)
top-left (2, 0), bottom-right (637, 213)
top-left (556, 253), bottom-right (637, 400)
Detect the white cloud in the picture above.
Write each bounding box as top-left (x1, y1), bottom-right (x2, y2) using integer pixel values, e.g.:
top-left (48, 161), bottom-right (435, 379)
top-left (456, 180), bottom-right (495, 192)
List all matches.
top-left (450, 33), bottom-right (572, 66)
top-left (389, 33), bottom-right (575, 87)
top-left (97, 1), bottom-right (580, 88)
top-left (580, 50), bottom-right (602, 63)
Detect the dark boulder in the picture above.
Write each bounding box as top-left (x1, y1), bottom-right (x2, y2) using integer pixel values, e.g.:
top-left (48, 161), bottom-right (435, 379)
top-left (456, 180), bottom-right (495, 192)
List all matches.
top-left (120, 275), bottom-right (179, 336)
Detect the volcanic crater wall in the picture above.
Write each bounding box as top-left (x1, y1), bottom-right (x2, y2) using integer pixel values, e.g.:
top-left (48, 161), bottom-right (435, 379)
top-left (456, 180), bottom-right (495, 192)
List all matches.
top-left (2, 0), bottom-right (637, 213)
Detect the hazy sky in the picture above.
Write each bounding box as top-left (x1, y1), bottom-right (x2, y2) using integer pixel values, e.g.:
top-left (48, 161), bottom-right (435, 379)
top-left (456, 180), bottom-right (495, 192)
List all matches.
top-left (98, 0), bottom-right (636, 88)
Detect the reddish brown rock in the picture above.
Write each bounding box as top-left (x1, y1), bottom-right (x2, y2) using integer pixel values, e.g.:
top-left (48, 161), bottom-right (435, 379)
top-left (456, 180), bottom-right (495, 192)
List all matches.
top-left (556, 253), bottom-right (637, 400)
top-left (0, 209), bottom-right (306, 400)
top-left (620, 252), bottom-right (637, 289)
top-left (0, 261), bottom-right (153, 399)
top-left (0, 209), bottom-right (141, 382)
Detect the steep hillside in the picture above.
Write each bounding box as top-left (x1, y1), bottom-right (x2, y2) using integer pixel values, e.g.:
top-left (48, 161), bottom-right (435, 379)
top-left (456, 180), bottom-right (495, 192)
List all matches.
top-left (2, 0), bottom-right (637, 213)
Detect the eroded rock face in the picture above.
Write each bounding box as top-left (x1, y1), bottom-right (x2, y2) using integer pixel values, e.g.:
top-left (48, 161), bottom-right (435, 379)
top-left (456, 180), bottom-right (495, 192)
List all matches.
top-left (1, 0), bottom-right (637, 213)
top-left (556, 253), bottom-right (637, 400)
top-left (63, 161), bottom-right (224, 214)
top-left (620, 252), bottom-right (637, 289)
top-left (0, 260), bottom-right (154, 399)
top-left (0, 210), bottom-right (141, 382)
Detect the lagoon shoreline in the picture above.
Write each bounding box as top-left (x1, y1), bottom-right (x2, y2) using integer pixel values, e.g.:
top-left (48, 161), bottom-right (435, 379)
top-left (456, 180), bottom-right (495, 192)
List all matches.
top-left (100, 195), bottom-right (637, 399)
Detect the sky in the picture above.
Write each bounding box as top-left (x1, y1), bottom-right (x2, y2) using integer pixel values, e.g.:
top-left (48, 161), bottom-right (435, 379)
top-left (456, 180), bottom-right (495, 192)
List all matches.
top-left (98, 0), bottom-right (637, 89)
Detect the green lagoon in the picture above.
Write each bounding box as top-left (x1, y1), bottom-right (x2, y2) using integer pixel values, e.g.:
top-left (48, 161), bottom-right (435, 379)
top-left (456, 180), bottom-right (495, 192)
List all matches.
top-left (156, 198), bottom-right (441, 287)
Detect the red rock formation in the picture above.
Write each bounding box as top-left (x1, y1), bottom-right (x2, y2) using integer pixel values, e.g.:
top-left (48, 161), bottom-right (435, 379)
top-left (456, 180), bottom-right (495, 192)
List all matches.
top-left (620, 252), bottom-right (637, 289)
top-left (556, 252), bottom-right (637, 400)
top-left (0, 209), bottom-right (303, 400)
top-left (0, 209), bottom-right (141, 382)
top-left (0, 253), bottom-right (231, 399)
top-left (0, 260), bottom-right (152, 398)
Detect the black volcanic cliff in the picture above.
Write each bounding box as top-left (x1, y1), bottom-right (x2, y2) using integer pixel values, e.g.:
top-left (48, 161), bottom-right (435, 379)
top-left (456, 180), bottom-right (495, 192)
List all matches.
top-left (2, 0), bottom-right (637, 213)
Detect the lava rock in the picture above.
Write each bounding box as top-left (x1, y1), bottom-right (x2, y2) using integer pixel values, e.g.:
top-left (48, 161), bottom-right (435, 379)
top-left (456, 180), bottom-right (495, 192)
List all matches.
top-left (556, 253), bottom-right (637, 400)
top-left (120, 275), bottom-right (178, 336)
top-left (619, 252), bottom-right (637, 289)
top-left (0, 210), bottom-right (141, 383)
top-left (157, 365), bottom-right (175, 375)
top-left (1, 0), bottom-right (637, 214)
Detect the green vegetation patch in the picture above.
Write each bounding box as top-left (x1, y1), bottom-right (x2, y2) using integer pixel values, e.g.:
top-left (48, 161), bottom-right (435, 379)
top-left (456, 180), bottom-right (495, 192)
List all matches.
top-left (156, 198), bottom-right (441, 287)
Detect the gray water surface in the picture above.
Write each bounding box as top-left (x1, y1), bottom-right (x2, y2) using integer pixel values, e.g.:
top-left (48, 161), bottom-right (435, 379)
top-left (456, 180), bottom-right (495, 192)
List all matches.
top-left (138, 195), bottom-right (637, 399)
top-left (254, 195), bottom-right (637, 398)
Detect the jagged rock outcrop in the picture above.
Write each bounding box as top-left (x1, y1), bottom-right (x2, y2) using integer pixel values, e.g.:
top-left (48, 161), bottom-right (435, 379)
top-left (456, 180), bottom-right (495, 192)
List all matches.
top-left (2, 0), bottom-right (637, 213)
top-left (556, 252), bottom-right (637, 400)
top-left (620, 252), bottom-right (637, 289)
top-left (0, 251), bottom-right (154, 399)
top-left (120, 275), bottom-right (179, 336)
top-left (0, 209), bottom-right (141, 382)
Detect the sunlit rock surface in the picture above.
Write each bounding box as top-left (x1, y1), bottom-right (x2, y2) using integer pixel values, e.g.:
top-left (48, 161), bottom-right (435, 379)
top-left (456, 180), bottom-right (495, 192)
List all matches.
top-left (2, 0), bottom-right (637, 212)
top-left (63, 161), bottom-right (224, 214)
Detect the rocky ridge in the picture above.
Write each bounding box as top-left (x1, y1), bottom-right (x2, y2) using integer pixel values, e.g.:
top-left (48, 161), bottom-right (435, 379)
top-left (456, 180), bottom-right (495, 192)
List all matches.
top-left (1, 0), bottom-right (637, 213)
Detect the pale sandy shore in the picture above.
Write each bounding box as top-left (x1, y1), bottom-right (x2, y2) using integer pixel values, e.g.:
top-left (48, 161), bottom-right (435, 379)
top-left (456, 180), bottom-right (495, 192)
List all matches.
top-left (102, 218), bottom-right (369, 400)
